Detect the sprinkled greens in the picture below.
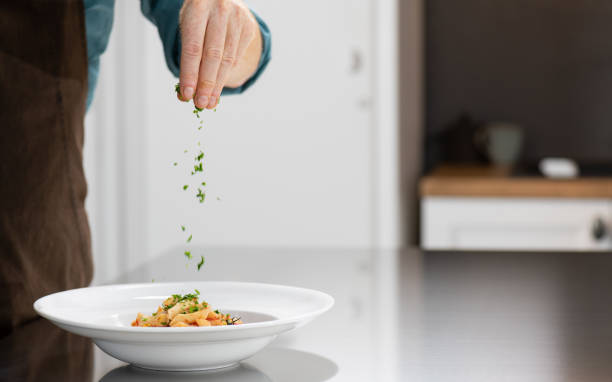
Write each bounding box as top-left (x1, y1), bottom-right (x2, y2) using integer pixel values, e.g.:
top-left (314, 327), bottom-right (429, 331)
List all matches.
top-left (172, 83), bottom-right (217, 272)
top-left (197, 256), bottom-right (205, 270)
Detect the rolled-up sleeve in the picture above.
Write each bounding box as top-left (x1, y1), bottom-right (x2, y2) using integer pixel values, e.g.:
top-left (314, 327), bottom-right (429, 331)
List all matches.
top-left (141, 0), bottom-right (271, 94)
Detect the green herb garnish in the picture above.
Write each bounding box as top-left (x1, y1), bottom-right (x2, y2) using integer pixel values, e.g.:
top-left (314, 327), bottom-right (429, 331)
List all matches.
top-left (173, 162), bottom-right (178, 166)
top-left (197, 256), bottom-right (205, 271)
top-left (175, 83), bottom-right (180, 94)
top-left (187, 234), bottom-right (192, 243)
top-left (168, 290), bottom-right (201, 306)
top-left (183, 185), bottom-right (189, 190)
top-left (184, 250), bottom-right (192, 259)
top-left (181, 225), bottom-right (186, 231)
top-left (196, 188), bottom-right (205, 203)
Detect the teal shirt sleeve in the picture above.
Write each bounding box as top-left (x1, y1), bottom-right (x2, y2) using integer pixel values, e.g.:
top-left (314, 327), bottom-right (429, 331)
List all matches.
top-left (140, 0), bottom-right (271, 95)
top-left (84, 0), bottom-right (115, 109)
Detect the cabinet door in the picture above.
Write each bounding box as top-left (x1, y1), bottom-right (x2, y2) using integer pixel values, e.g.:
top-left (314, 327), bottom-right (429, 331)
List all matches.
top-left (421, 197), bottom-right (612, 251)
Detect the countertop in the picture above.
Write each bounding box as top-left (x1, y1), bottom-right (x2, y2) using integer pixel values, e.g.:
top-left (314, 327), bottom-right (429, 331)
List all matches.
top-left (420, 164), bottom-right (612, 198)
top-left (3, 247), bottom-right (612, 381)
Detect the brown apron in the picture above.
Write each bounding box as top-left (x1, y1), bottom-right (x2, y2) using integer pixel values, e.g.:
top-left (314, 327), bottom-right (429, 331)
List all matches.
top-left (0, 0), bottom-right (93, 335)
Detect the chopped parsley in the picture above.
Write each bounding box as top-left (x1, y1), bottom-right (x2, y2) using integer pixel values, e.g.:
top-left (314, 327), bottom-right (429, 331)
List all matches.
top-left (197, 256), bottom-right (205, 271)
top-left (171, 83), bottom-right (211, 272)
top-left (196, 188), bottom-right (205, 203)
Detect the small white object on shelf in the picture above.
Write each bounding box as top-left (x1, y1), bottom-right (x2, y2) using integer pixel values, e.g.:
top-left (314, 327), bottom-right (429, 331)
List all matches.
top-left (539, 157), bottom-right (579, 178)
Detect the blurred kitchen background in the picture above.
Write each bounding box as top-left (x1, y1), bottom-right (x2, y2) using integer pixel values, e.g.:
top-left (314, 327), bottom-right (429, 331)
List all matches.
top-left (84, 0), bottom-right (612, 285)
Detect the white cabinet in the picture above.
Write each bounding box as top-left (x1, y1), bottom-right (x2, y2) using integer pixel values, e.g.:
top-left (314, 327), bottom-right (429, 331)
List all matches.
top-left (421, 197), bottom-right (612, 251)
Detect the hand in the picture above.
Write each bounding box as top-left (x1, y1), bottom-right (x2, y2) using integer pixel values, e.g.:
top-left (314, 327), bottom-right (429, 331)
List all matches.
top-left (178, 0), bottom-right (261, 109)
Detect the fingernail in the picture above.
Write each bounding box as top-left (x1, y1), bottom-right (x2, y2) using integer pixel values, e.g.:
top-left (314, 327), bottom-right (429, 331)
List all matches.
top-left (183, 87), bottom-right (194, 100)
top-left (208, 97), bottom-right (217, 109)
top-left (196, 95), bottom-right (208, 108)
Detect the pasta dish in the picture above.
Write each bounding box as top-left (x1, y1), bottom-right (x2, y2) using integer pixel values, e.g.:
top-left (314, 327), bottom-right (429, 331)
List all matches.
top-left (132, 290), bottom-right (243, 327)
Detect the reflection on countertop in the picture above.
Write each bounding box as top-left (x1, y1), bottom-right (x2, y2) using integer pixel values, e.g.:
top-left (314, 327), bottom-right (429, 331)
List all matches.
top-left (100, 348), bottom-right (337, 382)
top-left (4, 248), bottom-right (612, 381)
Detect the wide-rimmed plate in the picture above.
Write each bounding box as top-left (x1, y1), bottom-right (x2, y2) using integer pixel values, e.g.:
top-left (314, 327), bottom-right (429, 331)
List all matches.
top-left (34, 281), bottom-right (334, 371)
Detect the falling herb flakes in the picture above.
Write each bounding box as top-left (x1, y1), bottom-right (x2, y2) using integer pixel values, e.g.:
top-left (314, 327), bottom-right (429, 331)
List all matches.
top-left (196, 188), bottom-right (205, 203)
top-left (197, 256), bottom-right (205, 271)
top-left (174, 83), bottom-right (212, 272)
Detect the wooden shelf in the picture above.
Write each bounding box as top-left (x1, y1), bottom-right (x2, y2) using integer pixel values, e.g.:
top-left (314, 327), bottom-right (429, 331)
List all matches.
top-left (420, 165), bottom-right (612, 198)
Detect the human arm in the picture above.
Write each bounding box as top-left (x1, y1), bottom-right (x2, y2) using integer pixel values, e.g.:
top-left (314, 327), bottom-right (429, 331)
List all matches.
top-left (141, 0), bottom-right (271, 108)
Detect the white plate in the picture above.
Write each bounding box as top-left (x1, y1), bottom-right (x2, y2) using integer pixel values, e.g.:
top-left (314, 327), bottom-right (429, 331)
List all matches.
top-left (34, 281), bottom-right (334, 371)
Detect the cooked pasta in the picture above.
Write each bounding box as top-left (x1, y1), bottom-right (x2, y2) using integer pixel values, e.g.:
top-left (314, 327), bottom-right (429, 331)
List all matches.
top-left (131, 289), bottom-right (243, 327)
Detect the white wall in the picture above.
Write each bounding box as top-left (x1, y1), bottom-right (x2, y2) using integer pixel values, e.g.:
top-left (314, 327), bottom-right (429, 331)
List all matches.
top-left (85, 0), bottom-right (404, 284)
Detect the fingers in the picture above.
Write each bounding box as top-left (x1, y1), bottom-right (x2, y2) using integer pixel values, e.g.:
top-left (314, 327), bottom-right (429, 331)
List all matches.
top-left (178, 1), bottom-right (209, 102)
top-left (194, 10), bottom-right (229, 110)
top-left (209, 20), bottom-right (241, 108)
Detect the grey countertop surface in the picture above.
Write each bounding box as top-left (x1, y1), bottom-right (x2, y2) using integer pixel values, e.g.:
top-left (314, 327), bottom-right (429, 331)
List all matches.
top-left (3, 248), bottom-right (612, 381)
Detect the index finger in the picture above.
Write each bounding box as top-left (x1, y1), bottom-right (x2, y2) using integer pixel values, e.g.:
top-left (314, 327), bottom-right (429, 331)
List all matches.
top-left (179, 4), bottom-right (209, 101)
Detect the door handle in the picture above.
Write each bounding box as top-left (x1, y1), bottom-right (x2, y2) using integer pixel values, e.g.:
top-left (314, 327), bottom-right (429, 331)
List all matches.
top-left (592, 217), bottom-right (607, 241)
top-left (350, 49), bottom-right (363, 75)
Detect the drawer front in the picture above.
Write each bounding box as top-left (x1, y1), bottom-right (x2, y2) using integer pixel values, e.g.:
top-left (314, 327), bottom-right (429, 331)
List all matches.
top-left (421, 197), bottom-right (612, 251)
